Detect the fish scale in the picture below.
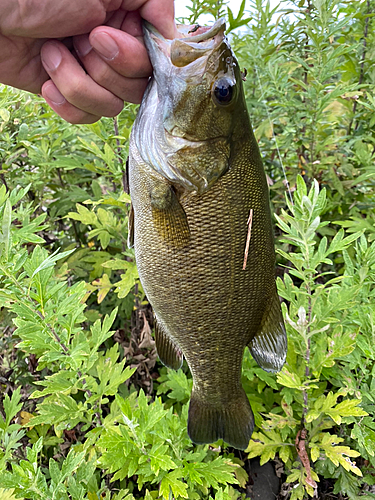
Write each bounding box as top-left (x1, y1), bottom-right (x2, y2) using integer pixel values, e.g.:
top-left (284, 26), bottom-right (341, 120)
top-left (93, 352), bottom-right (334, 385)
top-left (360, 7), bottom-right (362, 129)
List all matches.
top-left (129, 19), bottom-right (287, 450)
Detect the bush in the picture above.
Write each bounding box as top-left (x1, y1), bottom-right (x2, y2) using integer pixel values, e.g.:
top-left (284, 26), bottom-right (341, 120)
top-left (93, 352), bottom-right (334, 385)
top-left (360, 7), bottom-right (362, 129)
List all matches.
top-left (0, 1), bottom-right (374, 499)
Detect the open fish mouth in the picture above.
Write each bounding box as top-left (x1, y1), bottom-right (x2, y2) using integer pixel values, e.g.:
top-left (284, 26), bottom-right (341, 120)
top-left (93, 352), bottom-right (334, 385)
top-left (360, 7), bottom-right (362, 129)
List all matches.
top-left (143, 18), bottom-right (227, 68)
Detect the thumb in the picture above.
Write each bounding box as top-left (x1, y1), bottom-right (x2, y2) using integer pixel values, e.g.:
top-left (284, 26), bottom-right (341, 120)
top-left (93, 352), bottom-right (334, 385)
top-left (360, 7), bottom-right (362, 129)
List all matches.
top-left (123, 0), bottom-right (178, 39)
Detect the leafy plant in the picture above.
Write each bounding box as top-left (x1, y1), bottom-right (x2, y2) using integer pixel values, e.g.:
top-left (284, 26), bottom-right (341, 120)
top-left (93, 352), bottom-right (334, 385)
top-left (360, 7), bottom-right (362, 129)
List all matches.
top-left (245, 177), bottom-right (374, 499)
top-left (1, 1), bottom-right (375, 499)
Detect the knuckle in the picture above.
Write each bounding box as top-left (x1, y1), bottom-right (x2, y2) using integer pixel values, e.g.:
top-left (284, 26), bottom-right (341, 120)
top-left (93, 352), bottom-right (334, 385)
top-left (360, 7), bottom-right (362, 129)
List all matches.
top-left (90, 63), bottom-right (114, 89)
top-left (62, 76), bottom-right (87, 103)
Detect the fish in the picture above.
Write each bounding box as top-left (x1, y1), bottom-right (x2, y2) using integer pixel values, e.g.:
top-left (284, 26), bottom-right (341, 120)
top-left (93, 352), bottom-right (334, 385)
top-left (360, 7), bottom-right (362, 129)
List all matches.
top-left (128, 18), bottom-right (287, 450)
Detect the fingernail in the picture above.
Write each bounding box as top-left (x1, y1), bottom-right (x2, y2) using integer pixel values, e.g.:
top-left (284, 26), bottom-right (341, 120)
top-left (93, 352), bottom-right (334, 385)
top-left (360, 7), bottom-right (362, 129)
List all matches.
top-left (74, 35), bottom-right (92, 57)
top-left (91, 32), bottom-right (119, 60)
top-left (44, 84), bottom-right (65, 105)
top-left (41, 44), bottom-right (62, 71)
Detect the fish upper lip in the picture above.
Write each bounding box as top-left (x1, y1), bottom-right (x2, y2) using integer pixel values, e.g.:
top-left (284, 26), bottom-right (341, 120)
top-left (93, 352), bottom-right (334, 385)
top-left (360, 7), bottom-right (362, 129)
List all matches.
top-left (143, 18), bottom-right (226, 43)
top-left (179, 18), bottom-right (226, 43)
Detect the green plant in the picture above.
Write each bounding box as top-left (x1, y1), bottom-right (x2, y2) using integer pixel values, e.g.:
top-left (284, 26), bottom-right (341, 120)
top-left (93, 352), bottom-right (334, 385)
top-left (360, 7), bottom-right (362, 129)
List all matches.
top-left (0, 185), bottom-right (246, 500)
top-left (1, 1), bottom-right (375, 499)
top-left (244, 177), bottom-right (374, 499)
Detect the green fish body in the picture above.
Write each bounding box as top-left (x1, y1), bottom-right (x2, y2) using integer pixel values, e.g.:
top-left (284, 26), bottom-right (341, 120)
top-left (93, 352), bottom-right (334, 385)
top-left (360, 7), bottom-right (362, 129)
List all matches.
top-left (129, 19), bottom-right (286, 450)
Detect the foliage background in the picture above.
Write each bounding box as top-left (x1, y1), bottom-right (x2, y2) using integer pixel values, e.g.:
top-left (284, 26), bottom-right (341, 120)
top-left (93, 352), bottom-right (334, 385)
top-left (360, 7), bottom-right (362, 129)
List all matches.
top-left (0, 0), bottom-right (374, 499)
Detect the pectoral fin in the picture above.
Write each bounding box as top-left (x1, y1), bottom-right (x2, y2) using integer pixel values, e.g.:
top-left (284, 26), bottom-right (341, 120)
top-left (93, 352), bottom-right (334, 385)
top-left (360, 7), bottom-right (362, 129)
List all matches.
top-left (154, 317), bottom-right (183, 370)
top-left (150, 182), bottom-right (190, 248)
top-left (127, 203), bottom-right (134, 248)
top-left (249, 287), bottom-right (287, 373)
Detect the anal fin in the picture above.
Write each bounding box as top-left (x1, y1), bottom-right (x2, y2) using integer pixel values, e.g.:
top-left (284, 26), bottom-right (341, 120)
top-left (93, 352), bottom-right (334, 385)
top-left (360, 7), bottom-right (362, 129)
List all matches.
top-left (249, 286), bottom-right (287, 373)
top-left (150, 182), bottom-right (190, 248)
top-left (154, 317), bottom-right (183, 370)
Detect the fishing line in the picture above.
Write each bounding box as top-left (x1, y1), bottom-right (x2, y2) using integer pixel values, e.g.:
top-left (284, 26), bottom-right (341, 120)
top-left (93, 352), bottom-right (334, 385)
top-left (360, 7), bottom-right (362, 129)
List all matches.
top-left (254, 65), bottom-right (294, 205)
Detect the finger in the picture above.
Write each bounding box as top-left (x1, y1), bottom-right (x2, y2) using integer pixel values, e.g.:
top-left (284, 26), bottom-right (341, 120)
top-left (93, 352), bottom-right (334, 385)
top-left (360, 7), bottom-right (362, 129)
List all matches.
top-left (120, 0), bottom-right (177, 39)
top-left (87, 25), bottom-right (152, 76)
top-left (41, 40), bottom-right (124, 117)
top-left (119, 10), bottom-right (144, 38)
top-left (74, 25), bottom-right (151, 103)
top-left (72, 44), bottom-right (149, 103)
top-left (74, 32), bottom-right (149, 103)
top-left (104, 9), bottom-right (128, 29)
top-left (42, 80), bottom-right (101, 124)
top-left (139, 0), bottom-right (177, 39)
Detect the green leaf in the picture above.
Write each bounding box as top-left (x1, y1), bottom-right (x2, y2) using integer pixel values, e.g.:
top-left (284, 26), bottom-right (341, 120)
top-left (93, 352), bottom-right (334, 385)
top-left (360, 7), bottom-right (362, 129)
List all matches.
top-left (0, 108), bottom-right (10, 122)
top-left (326, 399), bottom-right (367, 424)
top-left (114, 264), bottom-right (138, 299)
top-left (315, 433), bottom-right (362, 476)
top-left (0, 489), bottom-right (18, 500)
top-left (351, 423), bottom-right (375, 457)
top-left (91, 273), bottom-right (112, 304)
top-left (61, 450), bottom-right (86, 481)
top-left (246, 430), bottom-right (291, 465)
top-left (149, 444), bottom-right (177, 474)
top-left (160, 470), bottom-right (188, 499)
top-left (68, 204), bottom-right (97, 225)
top-left (31, 248), bottom-right (75, 278)
top-left (0, 199), bottom-right (12, 258)
top-left (276, 368), bottom-right (303, 389)
top-left (30, 394), bottom-right (84, 427)
top-left (3, 388), bottom-right (22, 429)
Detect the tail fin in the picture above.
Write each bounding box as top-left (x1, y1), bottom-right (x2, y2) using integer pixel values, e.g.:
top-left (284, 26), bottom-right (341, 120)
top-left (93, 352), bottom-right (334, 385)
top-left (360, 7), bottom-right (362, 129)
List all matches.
top-left (187, 389), bottom-right (254, 450)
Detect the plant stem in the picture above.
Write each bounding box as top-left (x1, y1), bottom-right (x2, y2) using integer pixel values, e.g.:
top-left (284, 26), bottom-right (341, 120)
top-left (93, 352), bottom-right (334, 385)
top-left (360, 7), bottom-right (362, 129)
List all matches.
top-left (302, 282), bottom-right (312, 427)
top-left (35, 308), bottom-right (103, 426)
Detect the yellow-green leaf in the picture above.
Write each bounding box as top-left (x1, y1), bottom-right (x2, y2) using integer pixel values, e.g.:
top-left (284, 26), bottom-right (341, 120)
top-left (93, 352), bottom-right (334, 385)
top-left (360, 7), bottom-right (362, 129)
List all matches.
top-left (91, 273), bottom-right (112, 304)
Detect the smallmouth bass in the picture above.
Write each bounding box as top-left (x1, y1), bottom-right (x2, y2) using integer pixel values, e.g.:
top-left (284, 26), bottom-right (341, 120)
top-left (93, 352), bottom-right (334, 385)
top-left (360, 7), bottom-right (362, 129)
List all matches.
top-left (128, 19), bottom-right (287, 450)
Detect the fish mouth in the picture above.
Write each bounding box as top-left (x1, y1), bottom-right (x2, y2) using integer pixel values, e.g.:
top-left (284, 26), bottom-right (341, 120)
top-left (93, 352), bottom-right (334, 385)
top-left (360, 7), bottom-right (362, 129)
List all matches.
top-left (143, 18), bottom-right (226, 68)
top-left (144, 17), bottom-right (225, 41)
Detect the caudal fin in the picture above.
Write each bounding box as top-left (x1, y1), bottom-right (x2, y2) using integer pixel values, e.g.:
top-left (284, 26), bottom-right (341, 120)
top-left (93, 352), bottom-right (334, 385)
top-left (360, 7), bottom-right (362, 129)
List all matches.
top-left (187, 389), bottom-right (254, 450)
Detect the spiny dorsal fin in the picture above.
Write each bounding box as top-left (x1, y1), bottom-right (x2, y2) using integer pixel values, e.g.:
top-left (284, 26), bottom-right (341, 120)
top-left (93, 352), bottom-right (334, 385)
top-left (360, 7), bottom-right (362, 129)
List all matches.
top-left (150, 182), bottom-right (190, 248)
top-left (154, 316), bottom-right (183, 370)
top-left (249, 286), bottom-right (287, 373)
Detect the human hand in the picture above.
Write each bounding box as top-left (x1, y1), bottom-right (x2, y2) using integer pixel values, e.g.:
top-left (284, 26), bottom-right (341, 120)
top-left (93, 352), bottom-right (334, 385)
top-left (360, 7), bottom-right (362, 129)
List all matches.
top-left (0, 0), bottom-right (176, 123)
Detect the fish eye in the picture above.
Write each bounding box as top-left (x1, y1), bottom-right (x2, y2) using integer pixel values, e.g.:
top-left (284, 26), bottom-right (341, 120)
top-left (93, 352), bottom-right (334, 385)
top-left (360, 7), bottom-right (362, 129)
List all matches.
top-left (213, 78), bottom-right (235, 105)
